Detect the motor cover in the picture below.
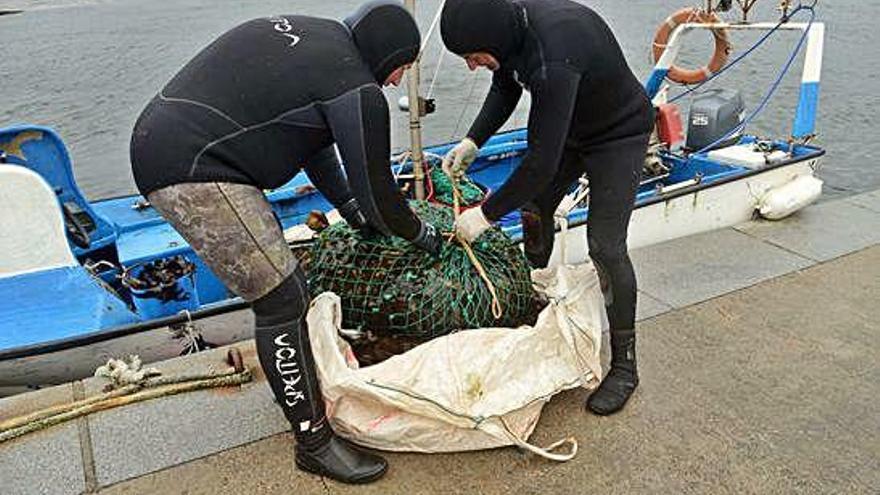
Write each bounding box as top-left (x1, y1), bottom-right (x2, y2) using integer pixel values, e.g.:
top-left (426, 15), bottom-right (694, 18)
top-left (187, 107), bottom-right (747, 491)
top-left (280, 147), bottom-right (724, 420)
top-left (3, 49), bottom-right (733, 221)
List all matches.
top-left (686, 89), bottom-right (745, 150)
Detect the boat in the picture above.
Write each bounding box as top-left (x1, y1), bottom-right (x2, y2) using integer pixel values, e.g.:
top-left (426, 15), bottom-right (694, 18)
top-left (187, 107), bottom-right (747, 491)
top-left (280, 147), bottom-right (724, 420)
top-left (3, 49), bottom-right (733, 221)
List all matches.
top-left (0, 3), bottom-right (825, 387)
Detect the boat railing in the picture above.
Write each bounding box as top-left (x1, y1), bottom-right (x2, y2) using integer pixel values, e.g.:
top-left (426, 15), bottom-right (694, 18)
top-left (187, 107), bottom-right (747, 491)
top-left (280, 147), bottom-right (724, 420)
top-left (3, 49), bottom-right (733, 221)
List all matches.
top-left (645, 14), bottom-right (824, 143)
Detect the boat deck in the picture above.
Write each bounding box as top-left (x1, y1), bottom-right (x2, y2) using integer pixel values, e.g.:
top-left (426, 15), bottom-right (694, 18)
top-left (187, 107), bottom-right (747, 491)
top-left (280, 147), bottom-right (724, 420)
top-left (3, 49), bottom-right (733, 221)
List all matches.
top-left (2, 188), bottom-right (879, 494)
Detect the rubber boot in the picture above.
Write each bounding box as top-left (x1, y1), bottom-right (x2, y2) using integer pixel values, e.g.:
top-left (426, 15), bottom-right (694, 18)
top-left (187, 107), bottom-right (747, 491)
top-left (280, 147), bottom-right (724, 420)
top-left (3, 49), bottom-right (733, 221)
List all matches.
top-left (256, 318), bottom-right (388, 483)
top-left (294, 426), bottom-right (388, 484)
top-left (254, 274), bottom-right (387, 484)
top-left (586, 329), bottom-right (638, 415)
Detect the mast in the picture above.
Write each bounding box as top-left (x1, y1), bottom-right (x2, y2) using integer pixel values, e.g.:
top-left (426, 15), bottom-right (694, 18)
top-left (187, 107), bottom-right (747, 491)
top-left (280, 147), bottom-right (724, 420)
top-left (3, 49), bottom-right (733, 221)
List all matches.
top-left (404, 0), bottom-right (426, 200)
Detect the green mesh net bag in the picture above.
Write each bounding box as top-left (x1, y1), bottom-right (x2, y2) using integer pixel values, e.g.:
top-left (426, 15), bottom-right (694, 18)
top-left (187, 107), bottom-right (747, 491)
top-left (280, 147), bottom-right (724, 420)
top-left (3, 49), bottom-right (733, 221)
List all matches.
top-left (428, 167), bottom-right (486, 207)
top-left (307, 200), bottom-right (541, 364)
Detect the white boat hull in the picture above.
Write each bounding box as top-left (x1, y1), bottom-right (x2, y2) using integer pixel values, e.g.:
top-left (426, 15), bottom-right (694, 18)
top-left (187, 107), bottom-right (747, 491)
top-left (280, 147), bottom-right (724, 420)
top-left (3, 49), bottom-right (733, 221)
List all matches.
top-left (548, 157), bottom-right (820, 267)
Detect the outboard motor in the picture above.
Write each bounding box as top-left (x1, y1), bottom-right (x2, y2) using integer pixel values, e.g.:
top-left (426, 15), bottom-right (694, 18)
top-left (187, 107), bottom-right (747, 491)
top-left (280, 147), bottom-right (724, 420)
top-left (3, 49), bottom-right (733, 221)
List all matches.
top-left (686, 88), bottom-right (745, 150)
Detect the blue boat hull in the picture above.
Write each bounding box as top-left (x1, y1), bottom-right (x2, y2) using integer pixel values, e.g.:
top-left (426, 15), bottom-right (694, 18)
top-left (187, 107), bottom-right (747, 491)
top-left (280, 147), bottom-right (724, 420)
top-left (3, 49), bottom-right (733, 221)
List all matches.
top-left (0, 121), bottom-right (824, 388)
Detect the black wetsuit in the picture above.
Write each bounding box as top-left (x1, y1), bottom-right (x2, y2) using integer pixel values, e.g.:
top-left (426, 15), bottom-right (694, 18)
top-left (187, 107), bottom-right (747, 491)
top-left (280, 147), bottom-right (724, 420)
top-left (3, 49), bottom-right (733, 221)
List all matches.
top-left (129, 3), bottom-right (426, 481)
top-left (131, 14), bottom-right (423, 240)
top-left (442, 0), bottom-right (654, 331)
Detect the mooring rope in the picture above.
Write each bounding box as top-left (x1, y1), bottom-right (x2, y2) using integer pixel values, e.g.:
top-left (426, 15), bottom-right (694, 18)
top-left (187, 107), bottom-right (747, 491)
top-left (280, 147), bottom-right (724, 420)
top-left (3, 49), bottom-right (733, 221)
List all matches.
top-left (0, 353), bottom-right (251, 444)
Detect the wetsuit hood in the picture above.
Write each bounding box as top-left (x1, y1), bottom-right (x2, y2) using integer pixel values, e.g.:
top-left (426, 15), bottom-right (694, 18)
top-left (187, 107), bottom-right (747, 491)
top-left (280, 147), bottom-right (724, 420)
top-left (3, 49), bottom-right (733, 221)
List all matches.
top-left (344, 0), bottom-right (421, 83)
top-left (440, 0), bottom-right (525, 65)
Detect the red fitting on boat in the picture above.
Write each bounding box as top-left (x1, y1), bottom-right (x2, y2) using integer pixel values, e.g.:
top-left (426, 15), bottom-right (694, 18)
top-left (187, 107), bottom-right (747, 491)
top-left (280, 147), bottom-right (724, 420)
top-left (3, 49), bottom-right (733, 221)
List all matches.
top-left (656, 103), bottom-right (685, 149)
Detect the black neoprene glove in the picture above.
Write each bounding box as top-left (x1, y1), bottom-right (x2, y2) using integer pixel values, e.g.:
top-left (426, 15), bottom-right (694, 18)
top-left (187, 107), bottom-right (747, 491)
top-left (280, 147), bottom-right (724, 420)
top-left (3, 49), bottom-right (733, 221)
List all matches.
top-left (410, 221), bottom-right (442, 257)
top-left (338, 198), bottom-right (379, 238)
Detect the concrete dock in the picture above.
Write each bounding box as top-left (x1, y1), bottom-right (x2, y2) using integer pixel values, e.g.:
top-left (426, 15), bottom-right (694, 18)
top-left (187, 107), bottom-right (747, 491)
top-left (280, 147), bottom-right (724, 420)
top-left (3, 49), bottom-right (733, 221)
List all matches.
top-left (2, 190), bottom-right (879, 494)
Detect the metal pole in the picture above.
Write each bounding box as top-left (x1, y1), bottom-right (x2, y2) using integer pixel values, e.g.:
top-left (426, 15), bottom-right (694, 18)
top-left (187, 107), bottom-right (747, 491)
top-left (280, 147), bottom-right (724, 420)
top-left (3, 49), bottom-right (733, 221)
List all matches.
top-left (404, 0), bottom-right (426, 200)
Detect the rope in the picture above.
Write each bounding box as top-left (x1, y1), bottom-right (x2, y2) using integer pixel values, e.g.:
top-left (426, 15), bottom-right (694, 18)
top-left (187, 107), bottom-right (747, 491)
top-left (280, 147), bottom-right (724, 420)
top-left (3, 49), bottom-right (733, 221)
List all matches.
top-left (669, 5), bottom-right (812, 104)
top-left (452, 177), bottom-right (503, 319)
top-left (0, 360), bottom-right (251, 444)
top-left (417, 0), bottom-right (447, 59)
top-left (417, 0), bottom-right (447, 100)
top-left (94, 355), bottom-right (160, 385)
top-left (426, 48), bottom-right (447, 100)
top-left (451, 73), bottom-right (482, 140)
top-left (691, 5), bottom-right (815, 155)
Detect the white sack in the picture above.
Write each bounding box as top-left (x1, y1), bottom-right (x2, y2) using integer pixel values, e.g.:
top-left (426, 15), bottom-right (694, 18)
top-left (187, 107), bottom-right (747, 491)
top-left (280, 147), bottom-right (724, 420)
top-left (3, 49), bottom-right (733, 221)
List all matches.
top-left (307, 262), bottom-right (607, 460)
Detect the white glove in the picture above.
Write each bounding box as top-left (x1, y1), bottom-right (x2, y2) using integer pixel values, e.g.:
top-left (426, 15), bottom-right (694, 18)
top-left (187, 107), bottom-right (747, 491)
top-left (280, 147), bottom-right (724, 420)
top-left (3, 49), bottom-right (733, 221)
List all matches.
top-left (441, 138), bottom-right (478, 179)
top-left (454, 206), bottom-right (493, 243)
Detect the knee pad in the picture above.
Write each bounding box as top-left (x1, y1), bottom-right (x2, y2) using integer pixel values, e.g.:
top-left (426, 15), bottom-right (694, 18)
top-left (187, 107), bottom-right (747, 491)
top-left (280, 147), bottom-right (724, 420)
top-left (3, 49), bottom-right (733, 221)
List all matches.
top-left (522, 202), bottom-right (555, 269)
top-left (252, 267), bottom-right (309, 326)
top-left (588, 237), bottom-right (625, 304)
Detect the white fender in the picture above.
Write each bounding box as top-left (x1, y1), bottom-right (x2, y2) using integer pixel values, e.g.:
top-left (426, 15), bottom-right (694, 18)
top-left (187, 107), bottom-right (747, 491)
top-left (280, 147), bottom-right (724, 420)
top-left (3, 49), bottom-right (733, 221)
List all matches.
top-left (758, 174), bottom-right (823, 220)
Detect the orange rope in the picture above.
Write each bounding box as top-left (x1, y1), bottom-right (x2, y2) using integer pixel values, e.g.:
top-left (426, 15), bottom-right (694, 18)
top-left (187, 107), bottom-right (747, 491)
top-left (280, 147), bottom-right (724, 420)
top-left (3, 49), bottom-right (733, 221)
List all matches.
top-left (452, 179), bottom-right (503, 319)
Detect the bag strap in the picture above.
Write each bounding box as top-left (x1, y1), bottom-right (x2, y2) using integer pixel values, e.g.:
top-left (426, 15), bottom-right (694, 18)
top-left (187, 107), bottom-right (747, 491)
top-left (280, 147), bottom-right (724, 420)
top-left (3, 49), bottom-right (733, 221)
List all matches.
top-left (365, 380), bottom-right (579, 461)
top-left (496, 417), bottom-right (578, 462)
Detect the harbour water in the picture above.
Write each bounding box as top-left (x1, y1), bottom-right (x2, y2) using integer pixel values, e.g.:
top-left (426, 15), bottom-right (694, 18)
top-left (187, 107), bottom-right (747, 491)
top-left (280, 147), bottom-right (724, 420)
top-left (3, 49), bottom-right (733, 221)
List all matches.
top-left (0, 0), bottom-right (876, 200)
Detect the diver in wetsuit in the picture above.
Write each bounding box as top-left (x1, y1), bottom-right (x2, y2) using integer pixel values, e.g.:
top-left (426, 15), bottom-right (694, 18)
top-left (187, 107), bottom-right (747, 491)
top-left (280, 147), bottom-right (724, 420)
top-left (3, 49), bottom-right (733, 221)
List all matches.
top-left (130, 0), bottom-right (441, 484)
top-left (440, 0), bottom-right (654, 416)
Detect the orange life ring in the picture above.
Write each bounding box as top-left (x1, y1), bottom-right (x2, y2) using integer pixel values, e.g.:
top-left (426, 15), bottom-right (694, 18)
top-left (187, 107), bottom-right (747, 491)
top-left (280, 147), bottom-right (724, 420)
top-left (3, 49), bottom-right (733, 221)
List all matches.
top-left (652, 8), bottom-right (732, 84)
